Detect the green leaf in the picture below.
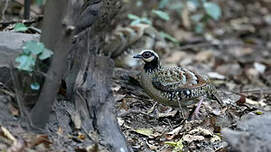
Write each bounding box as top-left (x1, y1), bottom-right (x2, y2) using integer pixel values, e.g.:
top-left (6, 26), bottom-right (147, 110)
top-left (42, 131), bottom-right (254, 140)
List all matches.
top-left (14, 23), bottom-right (28, 32)
top-left (164, 141), bottom-right (177, 146)
top-left (30, 82), bottom-right (40, 90)
top-left (187, 0), bottom-right (200, 11)
top-left (203, 2), bottom-right (221, 20)
top-left (191, 14), bottom-right (204, 22)
top-left (22, 40), bottom-right (45, 55)
top-left (169, 3), bottom-right (183, 10)
top-left (136, 0), bottom-right (142, 7)
top-left (152, 10), bottom-right (170, 21)
top-left (128, 14), bottom-right (140, 20)
top-left (165, 139), bottom-right (184, 152)
top-left (39, 48), bottom-right (53, 60)
top-left (128, 14), bottom-right (152, 25)
top-left (255, 111), bottom-right (263, 115)
top-left (35, 0), bottom-right (43, 5)
top-left (159, 32), bottom-right (178, 43)
top-left (130, 19), bottom-right (141, 25)
top-left (194, 23), bottom-right (205, 33)
top-left (140, 17), bottom-right (152, 25)
top-left (174, 139), bottom-right (184, 152)
top-left (15, 55), bottom-right (36, 72)
top-left (159, 0), bottom-right (171, 8)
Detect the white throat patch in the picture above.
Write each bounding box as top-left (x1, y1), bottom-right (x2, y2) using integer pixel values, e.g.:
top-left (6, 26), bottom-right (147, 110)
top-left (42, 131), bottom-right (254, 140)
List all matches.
top-left (143, 56), bottom-right (155, 62)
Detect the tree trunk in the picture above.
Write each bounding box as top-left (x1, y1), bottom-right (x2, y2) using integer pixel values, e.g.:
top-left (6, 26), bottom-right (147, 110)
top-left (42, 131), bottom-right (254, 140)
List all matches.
top-left (30, 0), bottom-right (80, 129)
top-left (27, 0), bottom-right (131, 151)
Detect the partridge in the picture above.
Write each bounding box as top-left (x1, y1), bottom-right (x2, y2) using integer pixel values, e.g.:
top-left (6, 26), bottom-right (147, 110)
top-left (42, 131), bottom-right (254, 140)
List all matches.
top-left (133, 50), bottom-right (223, 118)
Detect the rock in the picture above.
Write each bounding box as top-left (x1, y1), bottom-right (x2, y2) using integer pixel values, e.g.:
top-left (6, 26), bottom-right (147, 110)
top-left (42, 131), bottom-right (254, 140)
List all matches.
top-left (0, 32), bottom-right (39, 86)
top-left (222, 113), bottom-right (271, 152)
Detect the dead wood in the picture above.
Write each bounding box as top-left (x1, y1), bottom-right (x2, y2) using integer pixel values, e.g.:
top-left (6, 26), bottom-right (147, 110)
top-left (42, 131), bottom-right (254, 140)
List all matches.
top-left (22, 0), bottom-right (132, 151)
top-left (74, 54), bottom-right (131, 152)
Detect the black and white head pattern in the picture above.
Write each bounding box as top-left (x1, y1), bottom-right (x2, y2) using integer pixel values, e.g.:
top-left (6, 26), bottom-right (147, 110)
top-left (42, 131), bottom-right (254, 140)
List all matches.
top-left (139, 50), bottom-right (159, 63)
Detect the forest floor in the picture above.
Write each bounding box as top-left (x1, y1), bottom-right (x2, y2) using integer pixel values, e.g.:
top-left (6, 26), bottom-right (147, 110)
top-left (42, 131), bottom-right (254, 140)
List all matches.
top-left (0, 0), bottom-right (271, 151)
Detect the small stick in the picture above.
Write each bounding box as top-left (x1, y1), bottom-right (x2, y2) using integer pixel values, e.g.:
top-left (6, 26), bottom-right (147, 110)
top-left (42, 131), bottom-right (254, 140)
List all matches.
top-left (1, 0), bottom-right (9, 20)
top-left (1, 126), bottom-right (16, 143)
top-left (24, 0), bottom-right (31, 19)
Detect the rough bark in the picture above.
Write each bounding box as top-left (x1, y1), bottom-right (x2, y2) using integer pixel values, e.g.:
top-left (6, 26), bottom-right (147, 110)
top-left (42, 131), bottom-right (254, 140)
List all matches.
top-left (69, 1), bottom-right (131, 150)
top-left (30, 0), bottom-right (81, 129)
top-left (26, 0), bottom-right (131, 151)
top-left (74, 52), bottom-right (131, 152)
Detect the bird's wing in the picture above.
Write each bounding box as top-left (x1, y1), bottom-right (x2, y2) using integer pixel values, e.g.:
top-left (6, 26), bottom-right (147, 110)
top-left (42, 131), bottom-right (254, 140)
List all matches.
top-left (152, 66), bottom-right (210, 92)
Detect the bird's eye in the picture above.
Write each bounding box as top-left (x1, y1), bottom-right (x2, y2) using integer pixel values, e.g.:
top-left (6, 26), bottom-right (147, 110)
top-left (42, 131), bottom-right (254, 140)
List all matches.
top-left (142, 52), bottom-right (151, 58)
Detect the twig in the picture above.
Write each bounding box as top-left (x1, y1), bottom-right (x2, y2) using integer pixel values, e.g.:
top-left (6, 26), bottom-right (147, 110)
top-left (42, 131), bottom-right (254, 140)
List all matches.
top-left (228, 89), bottom-right (271, 97)
top-left (9, 64), bottom-right (26, 119)
top-left (9, 63), bottom-right (33, 131)
top-left (24, 0), bottom-right (31, 19)
top-left (180, 0), bottom-right (190, 29)
top-left (28, 26), bottom-right (41, 34)
top-left (179, 41), bottom-right (243, 50)
top-left (1, 0), bottom-right (9, 20)
top-left (13, 0), bottom-right (41, 15)
top-left (1, 126), bottom-right (16, 143)
top-left (0, 135), bottom-right (13, 145)
top-left (118, 109), bottom-right (154, 117)
top-left (0, 19), bottom-right (36, 26)
top-left (179, 42), bottom-right (213, 50)
top-left (239, 88), bottom-right (271, 94)
top-left (125, 95), bottom-right (152, 103)
top-left (0, 82), bottom-right (15, 98)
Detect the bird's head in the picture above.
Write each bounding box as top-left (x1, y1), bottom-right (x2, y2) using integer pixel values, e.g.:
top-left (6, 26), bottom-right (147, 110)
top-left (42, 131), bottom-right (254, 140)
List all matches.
top-left (133, 50), bottom-right (160, 72)
top-left (133, 50), bottom-right (159, 63)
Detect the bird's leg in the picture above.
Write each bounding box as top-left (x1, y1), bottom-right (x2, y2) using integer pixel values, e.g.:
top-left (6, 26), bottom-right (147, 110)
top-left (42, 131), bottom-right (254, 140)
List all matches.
top-left (178, 100), bottom-right (188, 120)
top-left (208, 87), bottom-right (224, 107)
top-left (191, 96), bottom-right (205, 120)
top-left (213, 92), bottom-right (225, 107)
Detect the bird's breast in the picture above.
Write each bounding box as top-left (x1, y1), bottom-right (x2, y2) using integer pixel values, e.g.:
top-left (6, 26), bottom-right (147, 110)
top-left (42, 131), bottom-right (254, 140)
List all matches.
top-left (140, 72), bottom-right (180, 107)
top-left (140, 71), bottom-right (214, 107)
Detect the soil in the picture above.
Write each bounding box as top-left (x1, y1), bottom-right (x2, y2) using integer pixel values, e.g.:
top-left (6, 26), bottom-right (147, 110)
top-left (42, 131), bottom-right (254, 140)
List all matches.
top-left (0, 0), bottom-right (271, 151)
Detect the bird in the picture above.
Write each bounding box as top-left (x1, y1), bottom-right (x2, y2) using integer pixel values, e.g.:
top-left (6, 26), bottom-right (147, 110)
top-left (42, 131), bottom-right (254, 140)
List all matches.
top-left (133, 49), bottom-right (223, 118)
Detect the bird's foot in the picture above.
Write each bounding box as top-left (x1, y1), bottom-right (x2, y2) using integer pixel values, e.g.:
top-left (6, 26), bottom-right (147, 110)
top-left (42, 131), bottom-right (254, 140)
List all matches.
top-left (190, 97), bottom-right (204, 120)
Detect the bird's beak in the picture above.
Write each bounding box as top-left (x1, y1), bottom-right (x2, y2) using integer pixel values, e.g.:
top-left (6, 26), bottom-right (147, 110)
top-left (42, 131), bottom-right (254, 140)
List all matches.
top-left (133, 54), bottom-right (143, 59)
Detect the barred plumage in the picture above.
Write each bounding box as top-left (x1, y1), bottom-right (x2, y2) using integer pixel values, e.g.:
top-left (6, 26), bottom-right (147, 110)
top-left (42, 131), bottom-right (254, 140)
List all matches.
top-left (134, 50), bottom-right (222, 111)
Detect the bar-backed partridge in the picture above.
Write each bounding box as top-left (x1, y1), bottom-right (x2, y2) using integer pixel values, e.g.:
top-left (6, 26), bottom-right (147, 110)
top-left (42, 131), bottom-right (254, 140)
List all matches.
top-left (133, 50), bottom-right (223, 118)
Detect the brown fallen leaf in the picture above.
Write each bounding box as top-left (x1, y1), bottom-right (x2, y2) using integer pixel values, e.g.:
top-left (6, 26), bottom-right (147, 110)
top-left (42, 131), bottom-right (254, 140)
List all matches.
top-left (7, 138), bottom-right (25, 152)
top-left (165, 126), bottom-right (183, 140)
top-left (134, 128), bottom-right (153, 137)
top-left (195, 50), bottom-right (214, 62)
top-left (133, 128), bottom-right (161, 139)
top-left (207, 72), bottom-right (226, 80)
top-left (28, 134), bottom-right (52, 148)
top-left (164, 51), bottom-right (186, 64)
top-left (78, 132), bottom-right (86, 140)
top-left (8, 103), bottom-right (19, 117)
top-left (1, 126), bottom-right (16, 143)
top-left (182, 134), bottom-right (204, 143)
top-left (157, 109), bottom-right (178, 118)
top-left (246, 98), bottom-right (266, 107)
top-left (236, 94), bottom-right (246, 106)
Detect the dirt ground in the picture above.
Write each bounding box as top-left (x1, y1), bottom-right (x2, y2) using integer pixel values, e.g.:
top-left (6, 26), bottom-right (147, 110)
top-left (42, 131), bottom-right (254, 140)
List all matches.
top-left (0, 0), bottom-right (271, 151)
